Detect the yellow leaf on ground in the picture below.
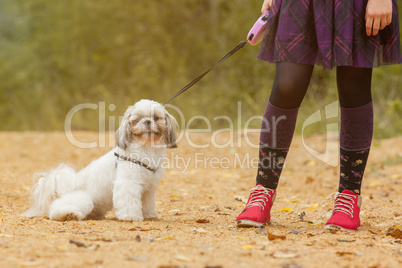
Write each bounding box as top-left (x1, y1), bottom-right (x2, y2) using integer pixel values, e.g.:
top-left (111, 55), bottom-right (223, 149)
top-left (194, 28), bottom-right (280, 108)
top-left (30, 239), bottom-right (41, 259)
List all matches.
top-left (306, 160), bottom-right (316, 166)
top-left (22, 185), bottom-right (30, 191)
top-left (236, 236), bottom-right (249, 240)
top-left (168, 209), bottom-right (180, 213)
top-left (155, 236), bottom-right (174, 241)
top-left (289, 199), bottom-right (301, 203)
top-left (241, 245), bottom-right (254, 250)
top-left (277, 208), bottom-right (293, 212)
top-left (278, 199), bottom-right (301, 203)
top-left (307, 203), bottom-right (319, 211)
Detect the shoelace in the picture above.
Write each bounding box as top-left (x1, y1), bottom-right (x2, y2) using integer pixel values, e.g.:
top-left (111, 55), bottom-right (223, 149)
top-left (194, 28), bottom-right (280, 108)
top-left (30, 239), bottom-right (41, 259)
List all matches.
top-left (327, 192), bottom-right (356, 217)
top-left (245, 186), bottom-right (273, 210)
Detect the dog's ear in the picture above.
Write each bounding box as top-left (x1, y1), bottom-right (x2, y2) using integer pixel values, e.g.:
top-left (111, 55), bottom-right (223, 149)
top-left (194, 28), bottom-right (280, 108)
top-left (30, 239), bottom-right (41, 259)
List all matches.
top-left (116, 108), bottom-right (132, 150)
top-left (164, 111), bottom-right (178, 148)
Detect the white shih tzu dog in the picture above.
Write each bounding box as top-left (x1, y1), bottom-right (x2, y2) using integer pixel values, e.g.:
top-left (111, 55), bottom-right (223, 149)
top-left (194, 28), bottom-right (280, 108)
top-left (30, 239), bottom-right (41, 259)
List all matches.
top-left (23, 99), bottom-right (177, 221)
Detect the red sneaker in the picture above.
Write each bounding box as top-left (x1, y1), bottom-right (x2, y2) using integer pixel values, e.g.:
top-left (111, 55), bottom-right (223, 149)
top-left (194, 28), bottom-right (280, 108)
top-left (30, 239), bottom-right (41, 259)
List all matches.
top-left (325, 189), bottom-right (362, 231)
top-left (236, 184), bottom-right (276, 227)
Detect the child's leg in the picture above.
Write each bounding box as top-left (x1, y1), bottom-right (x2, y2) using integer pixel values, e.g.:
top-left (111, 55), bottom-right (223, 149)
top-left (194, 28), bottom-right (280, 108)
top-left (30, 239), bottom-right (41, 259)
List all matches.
top-left (236, 62), bottom-right (314, 227)
top-left (325, 66), bottom-right (373, 231)
top-left (257, 62), bottom-right (314, 189)
top-left (336, 66), bottom-right (373, 195)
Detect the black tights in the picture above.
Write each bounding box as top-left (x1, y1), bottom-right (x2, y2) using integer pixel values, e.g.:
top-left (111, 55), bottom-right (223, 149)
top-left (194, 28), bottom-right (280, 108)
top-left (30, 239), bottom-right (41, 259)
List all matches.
top-left (269, 62), bottom-right (373, 109)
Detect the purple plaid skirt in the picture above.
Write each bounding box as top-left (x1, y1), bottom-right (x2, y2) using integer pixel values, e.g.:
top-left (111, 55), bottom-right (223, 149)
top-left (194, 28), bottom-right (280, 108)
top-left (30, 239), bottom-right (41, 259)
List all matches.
top-left (258, 0), bottom-right (402, 69)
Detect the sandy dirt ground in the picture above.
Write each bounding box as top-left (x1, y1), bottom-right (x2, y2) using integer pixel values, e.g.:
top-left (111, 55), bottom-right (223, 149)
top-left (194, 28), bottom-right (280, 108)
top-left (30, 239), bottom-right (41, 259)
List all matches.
top-left (0, 131), bottom-right (401, 268)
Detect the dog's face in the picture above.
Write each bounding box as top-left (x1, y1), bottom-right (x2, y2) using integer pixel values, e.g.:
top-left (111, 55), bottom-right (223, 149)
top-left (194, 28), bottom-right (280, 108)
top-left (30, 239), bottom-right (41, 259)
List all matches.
top-left (116, 99), bottom-right (178, 149)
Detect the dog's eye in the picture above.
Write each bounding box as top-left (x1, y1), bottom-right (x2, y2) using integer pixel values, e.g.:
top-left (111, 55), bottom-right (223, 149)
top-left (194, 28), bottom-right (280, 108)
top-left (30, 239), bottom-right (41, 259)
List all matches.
top-left (154, 116), bottom-right (160, 121)
top-left (131, 118), bottom-right (141, 124)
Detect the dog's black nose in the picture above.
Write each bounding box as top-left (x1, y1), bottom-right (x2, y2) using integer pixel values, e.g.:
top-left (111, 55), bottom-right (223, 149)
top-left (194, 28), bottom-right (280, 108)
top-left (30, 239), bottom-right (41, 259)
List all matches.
top-left (143, 119), bottom-right (151, 125)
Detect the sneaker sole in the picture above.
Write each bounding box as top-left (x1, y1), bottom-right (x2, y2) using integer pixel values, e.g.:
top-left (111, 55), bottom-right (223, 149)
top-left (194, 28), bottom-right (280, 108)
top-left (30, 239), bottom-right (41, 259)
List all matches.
top-left (236, 220), bottom-right (266, 228)
top-left (325, 224), bottom-right (359, 231)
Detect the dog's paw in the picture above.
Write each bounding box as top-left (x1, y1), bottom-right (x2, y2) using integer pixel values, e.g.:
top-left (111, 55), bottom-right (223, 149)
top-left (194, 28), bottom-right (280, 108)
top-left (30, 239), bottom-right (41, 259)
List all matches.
top-left (115, 212), bottom-right (144, 222)
top-left (50, 212), bottom-right (83, 221)
top-left (49, 206), bottom-right (85, 221)
top-left (143, 211), bottom-right (158, 219)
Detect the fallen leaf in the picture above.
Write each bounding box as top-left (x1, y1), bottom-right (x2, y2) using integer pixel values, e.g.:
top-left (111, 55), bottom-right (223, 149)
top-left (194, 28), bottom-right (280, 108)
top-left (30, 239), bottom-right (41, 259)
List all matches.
top-left (236, 236), bottom-right (249, 240)
top-left (241, 245), bottom-right (254, 250)
top-left (268, 232), bottom-right (286, 241)
top-left (155, 236), bottom-right (174, 241)
top-left (277, 208), bottom-right (293, 212)
top-left (128, 227), bottom-right (161, 232)
top-left (191, 227), bottom-right (207, 233)
top-left (0, 234), bottom-right (12, 238)
top-left (128, 256), bottom-right (151, 262)
top-left (327, 228), bottom-right (339, 234)
top-left (234, 196), bottom-right (247, 203)
top-left (289, 199), bottom-right (301, 203)
top-left (306, 160), bottom-right (316, 166)
top-left (273, 250), bottom-right (298, 259)
top-left (77, 229), bottom-right (94, 234)
top-left (336, 251), bottom-right (355, 256)
top-left (168, 209), bottom-right (180, 213)
top-left (386, 228), bottom-right (402, 239)
top-left (307, 203), bottom-right (319, 211)
top-left (305, 176), bottom-right (314, 184)
top-left (196, 219), bottom-right (210, 223)
top-left (22, 185), bottom-right (31, 191)
top-left (337, 239), bottom-right (356, 243)
top-left (174, 255), bottom-right (192, 262)
top-left (69, 239), bottom-right (88, 248)
top-left (307, 219), bottom-right (323, 226)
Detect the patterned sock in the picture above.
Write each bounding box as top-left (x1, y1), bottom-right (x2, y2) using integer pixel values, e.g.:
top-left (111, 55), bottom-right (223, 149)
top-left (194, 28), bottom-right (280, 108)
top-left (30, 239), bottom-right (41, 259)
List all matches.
top-left (256, 101), bottom-right (298, 189)
top-left (338, 101), bottom-right (373, 195)
top-left (256, 144), bottom-right (289, 189)
top-left (339, 148), bottom-right (370, 195)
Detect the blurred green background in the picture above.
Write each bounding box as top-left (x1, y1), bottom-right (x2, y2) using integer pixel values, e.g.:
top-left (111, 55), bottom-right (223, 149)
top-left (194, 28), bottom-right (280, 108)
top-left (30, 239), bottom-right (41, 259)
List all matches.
top-left (1, 0), bottom-right (401, 138)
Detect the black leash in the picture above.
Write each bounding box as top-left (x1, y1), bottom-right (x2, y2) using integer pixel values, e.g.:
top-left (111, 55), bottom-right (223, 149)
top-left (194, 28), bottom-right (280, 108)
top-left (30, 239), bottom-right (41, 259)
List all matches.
top-left (163, 41), bottom-right (247, 105)
top-left (114, 152), bottom-right (158, 173)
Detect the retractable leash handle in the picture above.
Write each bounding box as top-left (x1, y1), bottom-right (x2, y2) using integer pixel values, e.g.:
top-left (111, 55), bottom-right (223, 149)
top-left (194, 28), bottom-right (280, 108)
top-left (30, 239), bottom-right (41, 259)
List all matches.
top-left (247, 11), bottom-right (269, 46)
top-left (163, 12), bottom-right (269, 105)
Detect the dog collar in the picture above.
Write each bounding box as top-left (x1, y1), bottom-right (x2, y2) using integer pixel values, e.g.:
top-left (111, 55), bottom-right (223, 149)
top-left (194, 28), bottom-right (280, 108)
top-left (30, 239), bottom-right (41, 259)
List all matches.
top-left (114, 152), bottom-right (158, 173)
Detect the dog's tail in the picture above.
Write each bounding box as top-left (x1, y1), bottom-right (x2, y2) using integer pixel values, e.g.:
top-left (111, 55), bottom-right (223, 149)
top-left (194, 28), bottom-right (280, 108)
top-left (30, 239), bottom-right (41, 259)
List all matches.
top-left (22, 164), bottom-right (80, 217)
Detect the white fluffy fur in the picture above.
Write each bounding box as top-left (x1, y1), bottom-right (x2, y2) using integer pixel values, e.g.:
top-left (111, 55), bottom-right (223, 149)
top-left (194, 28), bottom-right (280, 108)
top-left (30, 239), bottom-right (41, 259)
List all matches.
top-left (23, 99), bottom-right (177, 221)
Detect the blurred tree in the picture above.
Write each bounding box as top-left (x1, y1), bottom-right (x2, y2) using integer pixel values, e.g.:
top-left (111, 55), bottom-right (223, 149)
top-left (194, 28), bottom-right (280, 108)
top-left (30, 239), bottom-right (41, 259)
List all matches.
top-left (0, 0), bottom-right (401, 138)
